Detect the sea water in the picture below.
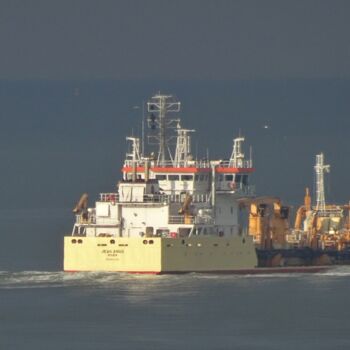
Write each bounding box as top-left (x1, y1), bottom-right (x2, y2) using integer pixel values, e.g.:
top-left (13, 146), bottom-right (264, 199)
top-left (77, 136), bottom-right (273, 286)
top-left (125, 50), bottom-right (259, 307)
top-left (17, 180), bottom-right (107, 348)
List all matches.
top-left (2, 80), bottom-right (350, 349)
top-left (1, 209), bottom-right (350, 350)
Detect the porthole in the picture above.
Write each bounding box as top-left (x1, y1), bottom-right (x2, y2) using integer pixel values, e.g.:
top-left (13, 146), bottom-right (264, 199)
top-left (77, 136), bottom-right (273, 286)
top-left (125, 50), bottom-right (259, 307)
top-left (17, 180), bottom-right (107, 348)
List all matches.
top-left (143, 240), bottom-right (148, 244)
top-left (71, 239), bottom-right (77, 244)
top-left (78, 239), bottom-right (83, 244)
top-left (110, 239), bottom-right (115, 244)
top-left (149, 240), bottom-right (154, 244)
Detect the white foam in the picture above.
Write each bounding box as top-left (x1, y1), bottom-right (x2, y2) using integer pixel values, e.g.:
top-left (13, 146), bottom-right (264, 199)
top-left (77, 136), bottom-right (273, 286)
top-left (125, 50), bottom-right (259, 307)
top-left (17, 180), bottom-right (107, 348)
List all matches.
top-left (1, 266), bottom-right (349, 289)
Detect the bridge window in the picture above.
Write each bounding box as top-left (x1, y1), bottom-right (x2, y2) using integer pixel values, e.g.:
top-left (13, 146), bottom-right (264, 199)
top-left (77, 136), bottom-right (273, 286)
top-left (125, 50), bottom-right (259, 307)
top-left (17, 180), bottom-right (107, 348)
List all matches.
top-left (195, 175), bottom-right (199, 181)
top-left (181, 175), bottom-right (193, 181)
top-left (156, 174), bottom-right (166, 180)
top-left (168, 175), bottom-right (179, 181)
top-left (235, 174), bottom-right (242, 183)
top-left (225, 175), bottom-right (233, 181)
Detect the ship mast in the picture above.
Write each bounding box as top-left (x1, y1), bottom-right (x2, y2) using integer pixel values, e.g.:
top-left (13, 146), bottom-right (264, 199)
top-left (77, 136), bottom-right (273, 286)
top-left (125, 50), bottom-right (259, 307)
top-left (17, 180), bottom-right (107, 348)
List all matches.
top-left (126, 137), bottom-right (141, 163)
top-left (174, 126), bottom-right (195, 167)
top-left (228, 136), bottom-right (252, 168)
top-left (314, 153), bottom-right (330, 214)
top-left (126, 137), bottom-right (141, 181)
top-left (147, 93), bottom-right (180, 166)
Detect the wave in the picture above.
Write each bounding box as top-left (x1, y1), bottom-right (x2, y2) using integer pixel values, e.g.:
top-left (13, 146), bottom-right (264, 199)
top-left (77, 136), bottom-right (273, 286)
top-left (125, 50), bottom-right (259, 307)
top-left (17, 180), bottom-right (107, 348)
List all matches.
top-left (314, 265), bottom-right (350, 277)
top-left (1, 266), bottom-right (350, 290)
top-left (0, 270), bottom-right (174, 290)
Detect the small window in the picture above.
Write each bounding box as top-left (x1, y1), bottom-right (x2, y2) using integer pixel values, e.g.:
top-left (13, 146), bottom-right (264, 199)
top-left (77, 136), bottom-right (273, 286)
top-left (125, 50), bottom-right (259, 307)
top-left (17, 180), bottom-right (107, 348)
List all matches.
top-left (225, 174), bottom-right (233, 181)
top-left (218, 175), bottom-right (223, 181)
top-left (168, 175), bottom-right (179, 181)
top-left (235, 174), bottom-right (242, 183)
top-left (181, 175), bottom-right (193, 181)
top-left (230, 206), bottom-right (234, 214)
top-left (195, 175), bottom-right (199, 181)
top-left (199, 175), bottom-right (204, 181)
top-left (155, 174), bottom-right (166, 180)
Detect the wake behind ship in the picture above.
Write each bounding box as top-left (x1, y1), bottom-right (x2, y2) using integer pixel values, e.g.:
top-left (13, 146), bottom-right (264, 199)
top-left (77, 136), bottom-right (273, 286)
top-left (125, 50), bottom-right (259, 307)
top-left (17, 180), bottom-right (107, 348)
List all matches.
top-left (64, 93), bottom-right (258, 273)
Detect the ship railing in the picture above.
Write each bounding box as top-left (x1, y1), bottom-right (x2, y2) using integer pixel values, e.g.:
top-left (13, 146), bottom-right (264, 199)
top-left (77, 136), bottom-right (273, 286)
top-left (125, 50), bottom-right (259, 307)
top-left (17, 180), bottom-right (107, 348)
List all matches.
top-left (241, 185), bottom-right (255, 196)
top-left (99, 192), bottom-right (211, 204)
top-left (168, 215), bottom-right (195, 224)
top-left (116, 193), bottom-right (210, 204)
top-left (75, 214), bottom-right (120, 226)
top-left (75, 214), bottom-right (96, 225)
top-left (312, 208), bottom-right (343, 217)
top-left (215, 184), bottom-right (255, 195)
top-left (168, 193), bottom-right (210, 204)
top-left (217, 160), bottom-right (253, 168)
top-left (194, 216), bottom-right (214, 225)
top-left (123, 159), bottom-right (211, 169)
top-left (143, 194), bottom-right (169, 203)
top-left (100, 193), bottom-right (119, 202)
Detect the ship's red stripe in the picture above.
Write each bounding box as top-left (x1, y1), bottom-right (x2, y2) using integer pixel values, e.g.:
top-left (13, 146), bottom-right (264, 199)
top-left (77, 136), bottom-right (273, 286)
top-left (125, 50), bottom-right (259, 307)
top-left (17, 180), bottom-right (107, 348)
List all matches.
top-left (216, 167), bottom-right (255, 173)
top-left (122, 166), bottom-right (255, 174)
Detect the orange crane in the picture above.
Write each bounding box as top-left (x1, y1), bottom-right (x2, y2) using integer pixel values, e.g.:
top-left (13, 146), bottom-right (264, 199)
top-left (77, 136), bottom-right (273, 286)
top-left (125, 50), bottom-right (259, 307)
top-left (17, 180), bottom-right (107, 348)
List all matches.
top-left (239, 197), bottom-right (289, 249)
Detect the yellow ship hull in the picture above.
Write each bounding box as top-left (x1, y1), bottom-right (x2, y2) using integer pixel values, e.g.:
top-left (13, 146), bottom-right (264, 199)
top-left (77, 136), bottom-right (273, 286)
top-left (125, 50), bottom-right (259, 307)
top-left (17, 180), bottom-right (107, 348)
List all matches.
top-left (64, 236), bottom-right (258, 273)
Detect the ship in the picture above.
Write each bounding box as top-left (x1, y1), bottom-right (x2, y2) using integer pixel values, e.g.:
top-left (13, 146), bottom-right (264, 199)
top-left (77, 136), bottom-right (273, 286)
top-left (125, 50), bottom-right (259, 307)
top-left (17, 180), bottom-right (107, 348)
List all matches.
top-left (64, 93), bottom-right (334, 274)
top-left (64, 93), bottom-right (261, 273)
top-left (245, 153), bottom-right (350, 267)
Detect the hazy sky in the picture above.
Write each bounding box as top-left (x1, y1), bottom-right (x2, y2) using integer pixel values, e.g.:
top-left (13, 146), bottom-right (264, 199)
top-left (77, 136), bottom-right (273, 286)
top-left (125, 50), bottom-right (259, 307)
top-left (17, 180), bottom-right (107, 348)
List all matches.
top-left (1, 0), bottom-right (350, 80)
top-left (1, 1), bottom-right (350, 210)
